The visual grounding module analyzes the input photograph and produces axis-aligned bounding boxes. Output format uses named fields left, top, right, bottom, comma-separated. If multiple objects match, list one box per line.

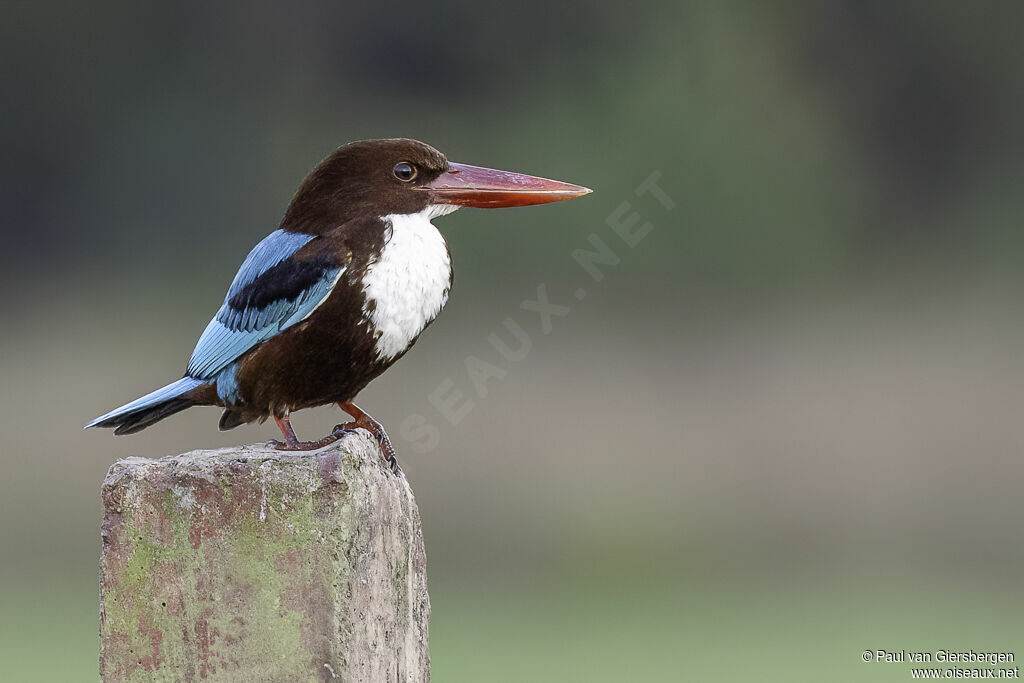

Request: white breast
left=362, top=206, right=457, bottom=360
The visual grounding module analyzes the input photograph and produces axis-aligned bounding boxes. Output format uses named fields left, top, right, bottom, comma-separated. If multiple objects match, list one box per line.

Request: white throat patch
left=362, top=206, right=457, bottom=359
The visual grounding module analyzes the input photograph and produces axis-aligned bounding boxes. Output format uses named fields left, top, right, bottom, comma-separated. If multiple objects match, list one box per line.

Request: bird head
left=282, top=138, right=591, bottom=231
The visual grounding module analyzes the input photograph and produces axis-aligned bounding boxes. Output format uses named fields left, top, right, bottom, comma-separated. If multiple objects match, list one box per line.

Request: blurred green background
left=3, top=1, right=1024, bottom=680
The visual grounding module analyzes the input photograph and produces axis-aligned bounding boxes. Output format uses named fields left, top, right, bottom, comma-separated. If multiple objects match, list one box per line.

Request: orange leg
left=331, top=402, right=400, bottom=473
left=269, top=413, right=343, bottom=451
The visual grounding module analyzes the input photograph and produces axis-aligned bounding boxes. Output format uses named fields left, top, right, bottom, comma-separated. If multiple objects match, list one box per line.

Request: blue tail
left=85, top=377, right=206, bottom=435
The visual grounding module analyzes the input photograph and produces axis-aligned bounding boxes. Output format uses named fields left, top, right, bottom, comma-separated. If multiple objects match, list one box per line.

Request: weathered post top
left=100, top=432, right=429, bottom=683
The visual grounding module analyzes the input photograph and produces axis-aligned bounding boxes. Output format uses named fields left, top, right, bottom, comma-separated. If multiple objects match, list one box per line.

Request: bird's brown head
left=282, top=138, right=591, bottom=233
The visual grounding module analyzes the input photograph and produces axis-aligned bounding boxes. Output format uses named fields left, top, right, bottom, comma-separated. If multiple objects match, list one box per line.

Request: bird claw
left=329, top=423, right=401, bottom=475
left=269, top=405, right=400, bottom=474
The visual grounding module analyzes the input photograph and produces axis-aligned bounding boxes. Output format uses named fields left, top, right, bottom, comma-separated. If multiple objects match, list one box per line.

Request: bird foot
left=267, top=406, right=400, bottom=474
left=330, top=421, right=401, bottom=475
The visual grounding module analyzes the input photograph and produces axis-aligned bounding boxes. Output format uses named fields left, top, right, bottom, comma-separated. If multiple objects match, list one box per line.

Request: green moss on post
left=100, top=433, right=430, bottom=682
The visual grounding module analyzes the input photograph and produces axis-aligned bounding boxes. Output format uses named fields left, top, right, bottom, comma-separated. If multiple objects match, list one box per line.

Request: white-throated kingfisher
left=87, top=138, right=591, bottom=471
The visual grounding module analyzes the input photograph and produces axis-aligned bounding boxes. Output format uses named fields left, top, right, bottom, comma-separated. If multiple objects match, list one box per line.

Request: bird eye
left=393, top=162, right=417, bottom=182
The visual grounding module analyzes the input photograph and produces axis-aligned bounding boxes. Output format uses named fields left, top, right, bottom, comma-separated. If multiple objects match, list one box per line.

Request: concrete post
left=99, top=432, right=429, bottom=682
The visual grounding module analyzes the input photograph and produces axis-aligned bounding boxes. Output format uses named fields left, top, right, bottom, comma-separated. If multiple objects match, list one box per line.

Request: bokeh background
left=3, top=2, right=1024, bottom=680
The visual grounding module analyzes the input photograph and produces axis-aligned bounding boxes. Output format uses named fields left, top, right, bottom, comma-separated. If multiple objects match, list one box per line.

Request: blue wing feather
left=186, top=230, right=344, bottom=380
left=226, top=229, right=315, bottom=300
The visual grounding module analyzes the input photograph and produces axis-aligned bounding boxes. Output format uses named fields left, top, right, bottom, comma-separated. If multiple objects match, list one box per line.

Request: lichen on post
left=99, top=432, right=430, bottom=682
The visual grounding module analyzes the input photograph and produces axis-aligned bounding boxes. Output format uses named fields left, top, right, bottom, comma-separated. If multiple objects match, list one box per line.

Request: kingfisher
left=86, top=138, right=590, bottom=470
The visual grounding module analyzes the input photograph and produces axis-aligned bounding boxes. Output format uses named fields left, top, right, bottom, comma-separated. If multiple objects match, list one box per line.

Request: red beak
left=419, top=162, right=592, bottom=208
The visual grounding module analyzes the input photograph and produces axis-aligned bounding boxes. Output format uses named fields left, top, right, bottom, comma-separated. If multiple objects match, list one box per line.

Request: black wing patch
left=227, top=253, right=339, bottom=312
left=188, top=250, right=346, bottom=378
